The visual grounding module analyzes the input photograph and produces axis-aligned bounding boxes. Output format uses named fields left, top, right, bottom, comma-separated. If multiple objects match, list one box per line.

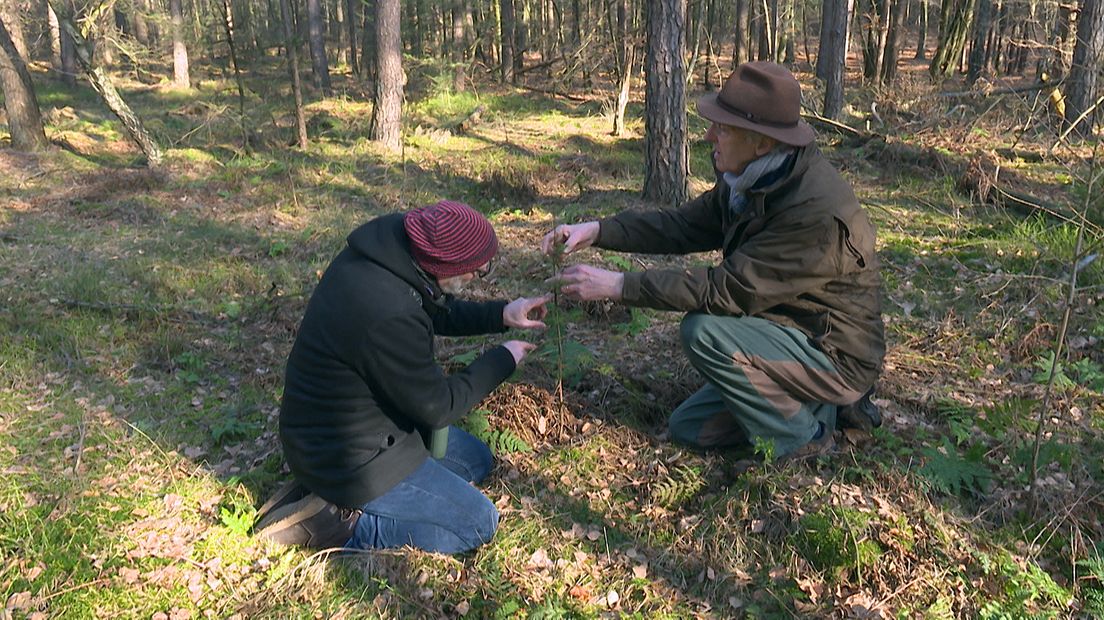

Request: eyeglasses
left=475, top=261, right=494, bottom=279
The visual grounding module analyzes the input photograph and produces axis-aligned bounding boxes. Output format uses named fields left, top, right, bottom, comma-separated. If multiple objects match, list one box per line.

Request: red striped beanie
left=403, top=201, right=498, bottom=278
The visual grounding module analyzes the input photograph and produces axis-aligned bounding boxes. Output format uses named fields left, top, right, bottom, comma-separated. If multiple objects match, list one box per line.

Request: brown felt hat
left=696, top=61, right=816, bottom=146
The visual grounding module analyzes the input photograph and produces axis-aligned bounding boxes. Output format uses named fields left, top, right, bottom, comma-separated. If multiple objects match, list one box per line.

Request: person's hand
left=502, top=340, right=537, bottom=364
left=547, top=264, right=625, bottom=301
left=541, top=221, right=600, bottom=255
left=503, top=294, right=553, bottom=330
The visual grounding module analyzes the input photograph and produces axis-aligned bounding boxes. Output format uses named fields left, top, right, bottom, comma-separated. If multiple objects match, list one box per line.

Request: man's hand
left=502, top=340, right=537, bottom=364
left=503, top=294, right=553, bottom=330
left=541, top=221, right=600, bottom=255
left=547, top=264, right=625, bottom=301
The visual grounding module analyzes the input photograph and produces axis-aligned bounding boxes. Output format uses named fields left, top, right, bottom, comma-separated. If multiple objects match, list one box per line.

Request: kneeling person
left=258, top=200, right=549, bottom=553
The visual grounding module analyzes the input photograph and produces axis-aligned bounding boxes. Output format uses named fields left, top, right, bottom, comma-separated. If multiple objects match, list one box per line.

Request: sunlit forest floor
left=1, top=53, right=1103, bottom=618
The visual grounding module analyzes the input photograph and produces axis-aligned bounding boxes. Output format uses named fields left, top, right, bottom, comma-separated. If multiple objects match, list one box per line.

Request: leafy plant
left=615, top=308, right=651, bottom=336
left=791, top=506, right=883, bottom=579
left=460, top=409, right=531, bottom=455
left=932, top=398, right=976, bottom=445
left=652, top=464, right=705, bottom=508
left=917, top=440, right=993, bottom=496
left=1032, top=351, right=1076, bottom=390
left=220, top=505, right=254, bottom=536
left=1079, top=552, right=1104, bottom=616
left=1069, top=357, right=1104, bottom=392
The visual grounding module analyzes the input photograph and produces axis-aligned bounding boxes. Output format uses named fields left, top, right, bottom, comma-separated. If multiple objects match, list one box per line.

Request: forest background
left=1, top=0, right=1103, bottom=617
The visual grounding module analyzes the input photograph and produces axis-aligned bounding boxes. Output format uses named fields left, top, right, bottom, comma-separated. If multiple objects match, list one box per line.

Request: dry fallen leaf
left=6, top=591, right=32, bottom=611
left=455, top=600, right=470, bottom=616
left=632, top=563, right=648, bottom=579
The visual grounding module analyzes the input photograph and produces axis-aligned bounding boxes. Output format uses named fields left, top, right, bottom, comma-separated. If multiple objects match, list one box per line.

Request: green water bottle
left=429, top=427, right=449, bottom=459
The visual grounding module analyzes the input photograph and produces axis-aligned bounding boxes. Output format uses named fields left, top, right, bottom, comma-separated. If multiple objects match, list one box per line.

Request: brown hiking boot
left=253, top=479, right=309, bottom=527
left=837, top=387, right=882, bottom=431
left=778, top=423, right=836, bottom=464
left=254, top=492, right=361, bottom=549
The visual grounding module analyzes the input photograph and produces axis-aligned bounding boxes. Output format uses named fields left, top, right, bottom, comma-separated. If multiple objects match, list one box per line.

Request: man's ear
left=754, top=134, right=778, bottom=157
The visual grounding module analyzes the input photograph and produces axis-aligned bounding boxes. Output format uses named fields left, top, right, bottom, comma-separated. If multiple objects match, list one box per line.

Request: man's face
left=436, top=261, right=491, bottom=295
left=704, top=122, right=771, bottom=175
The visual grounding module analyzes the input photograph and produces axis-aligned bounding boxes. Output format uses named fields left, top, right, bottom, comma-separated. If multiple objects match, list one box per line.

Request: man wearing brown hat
left=543, top=62, right=884, bottom=461
left=256, top=200, right=551, bottom=552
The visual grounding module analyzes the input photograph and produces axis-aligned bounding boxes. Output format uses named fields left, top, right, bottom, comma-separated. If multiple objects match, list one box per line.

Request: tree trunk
left=1066, top=0, right=1104, bottom=136
left=0, top=16, right=48, bottom=151
left=170, top=0, right=190, bottom=88
left=733, top=0, right=748, bottom=67
left=514, top=0, right=526, bottom=76
left=133, top=0, right=151, bottom=46
left=499, top=0, right=515, bottom=82
left=48, top=4, right=62, bottom=69
left=821, top=0, right=848, bottom=118
left=859, top=0, right=890, bottom=83
left=307, top=0, right=331, bottom=94
left=966, top=0, right=992, bottom=84
left=50, top=6, right=163, bottom=166
left=930, top=0, right=976, bottom=80
left=218, top=0, right=249, bottom=147
left=642, top=0, right=688, bottom=207
left=361, top=0, right=376, bottom=80
left=371, top=0, right=402, bottom=149
left=612, top=0, right=632, bottom=135
left=0, top=0, right=25, bottom=60
left=452, top=0, right=469, bottom=62
left=915, top=0, right=928, bottom=59
left=345, top=0, right=358, bottom=73
left=279, top=0, right=308, bottom=147
left=880, top=0, right=905, bottom=83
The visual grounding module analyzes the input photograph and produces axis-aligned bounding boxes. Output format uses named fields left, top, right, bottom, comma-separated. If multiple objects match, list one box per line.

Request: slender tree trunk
left=361, top=0, right=376, bottom=80
left=48, top=4, right=62, bottom=69
left=170, top=0, right=191, bottom=88
left=499, top=0, right=515, bottom=82
left=279, top=0, right=308, bottom=147
left=967, top=0, right=992, bottom=84
left=881, top=0, right=905, bottom=83
left=930, top=0, right=976, bottom=80
left=1066, top=0, right=1104, bottom=136
left=307, top=0, right=331, bottom=94
left=612, top=0, right=632, bottom=135
left=642, top=0, right=688, bottom=207
left=734, top=0, right=748, bottom=67
left=915, top=0, right=928, bottom=59
left=371, top=0, right=402, bottom=149
left=133, top=0, right=151, bottom=45
left=0, top=0, right=25, bottom=60
left=218, top=0, right=249, bottom=147
left=821, top=0, right=848, bottom=118
left=49, top=5, right=163, bottom=166
left=345, top=0, right=358, bottom=73
left=0, top=16, right=48, bottom=151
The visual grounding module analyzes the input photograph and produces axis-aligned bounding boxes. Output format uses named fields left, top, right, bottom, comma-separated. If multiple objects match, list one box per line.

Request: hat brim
left=696, top=93, right=816, bottom=147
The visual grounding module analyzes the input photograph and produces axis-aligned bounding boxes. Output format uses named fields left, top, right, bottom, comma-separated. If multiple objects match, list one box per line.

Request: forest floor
left=1, top=55, right=1103, bottom=619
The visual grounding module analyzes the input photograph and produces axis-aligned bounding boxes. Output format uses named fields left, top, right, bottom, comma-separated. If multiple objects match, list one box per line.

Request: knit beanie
left=403, top=201, right=499, bottom=278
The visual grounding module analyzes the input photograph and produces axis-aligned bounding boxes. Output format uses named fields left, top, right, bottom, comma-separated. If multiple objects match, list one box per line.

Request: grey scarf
left=722, top=147, right=794, bottom=216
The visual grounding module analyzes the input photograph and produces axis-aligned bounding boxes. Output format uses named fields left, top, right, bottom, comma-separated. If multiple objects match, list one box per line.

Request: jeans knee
left=468, top=501, right=499, bottom=548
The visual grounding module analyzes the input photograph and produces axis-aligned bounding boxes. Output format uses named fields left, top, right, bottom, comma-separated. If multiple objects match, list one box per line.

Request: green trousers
left=669, top=313, right=866, bottom=456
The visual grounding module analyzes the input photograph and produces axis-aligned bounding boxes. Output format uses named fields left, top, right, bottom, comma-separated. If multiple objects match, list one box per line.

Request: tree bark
left=915, top=0, right=928, bottom=59
left=880, top=0, right=905, bottom=83
left=1066, top=0, right=1104, bottom=136
left=361, top=0, right=376, bottom=80
left=499, top=0, right=516, bottom=82
left=821, top=0, right=848, bottom=118
left=370, top=0, right=402, bottom=149
left=307, top=0, right=331, bottom=94
left=611, top=0, right=632, bottom=136
left=642, top=0, right=688, bottom=207
left=0, top=15, right=48, bottom=151
left=279, top=0, right=308, bottom=147
left=345, top=0, right=358, bottom=73
left=733, top=0, right=748, bottom=67
left=0, top=0, right=25, bottom=60
left=966, top=0, right=992, bottom=84
left=930, top=0, right=976, bottom=80
left=169, top=0, right=190, bottom=88
left=50, top=5, right=163, bottom=166
left=48, top=4, right=62, bottom=69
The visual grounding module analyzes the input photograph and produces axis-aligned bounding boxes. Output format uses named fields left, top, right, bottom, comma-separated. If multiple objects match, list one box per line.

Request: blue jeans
left=346, top=426, right=499, bottom=554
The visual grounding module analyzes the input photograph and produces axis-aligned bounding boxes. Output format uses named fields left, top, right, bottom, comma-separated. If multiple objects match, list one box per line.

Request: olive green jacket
left=597, top=145, right=884, bottom=391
